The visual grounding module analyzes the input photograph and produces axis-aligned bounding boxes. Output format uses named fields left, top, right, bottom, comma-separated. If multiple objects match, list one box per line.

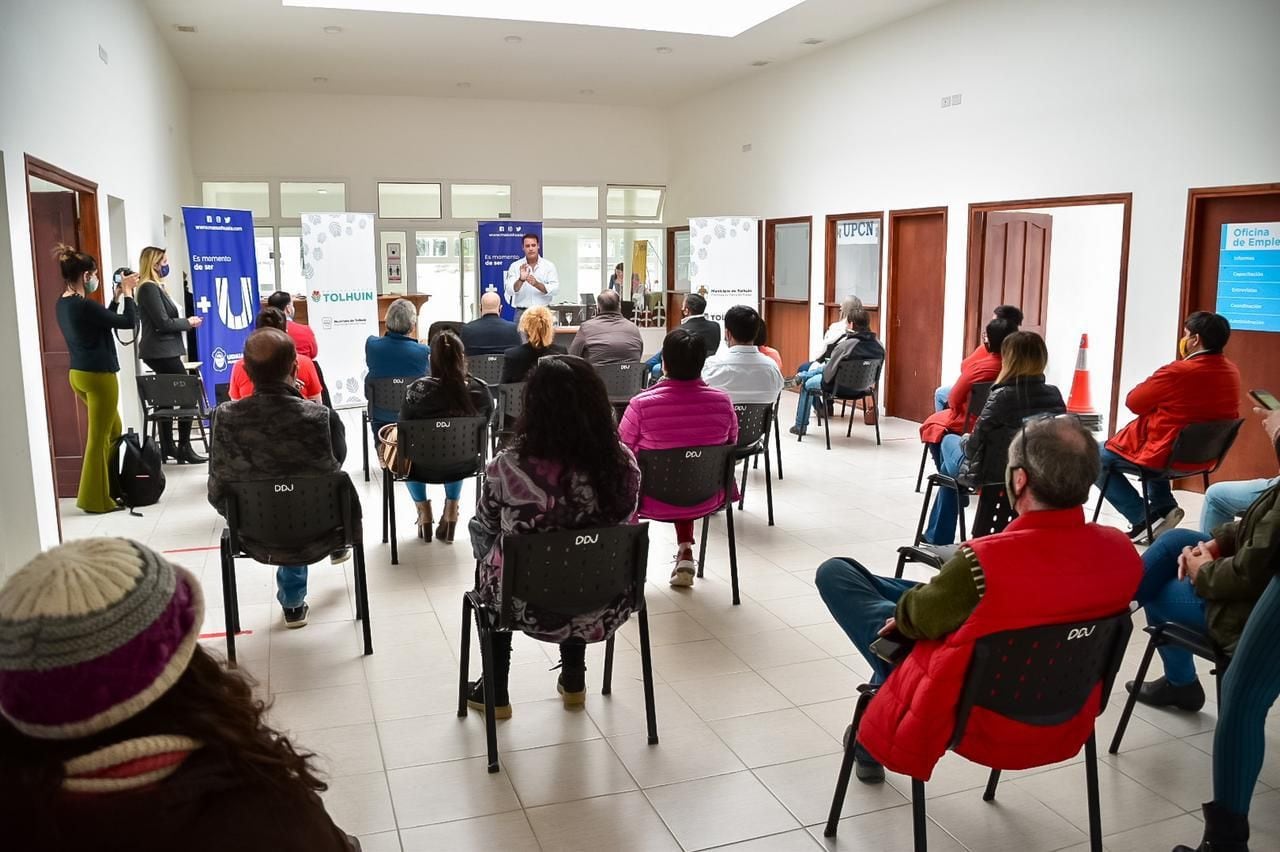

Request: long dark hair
left=0, top=645, right=326, bottom=819
left=511, top=355, right=635, bottom=519
left=429, top=330, right=478, bottom=415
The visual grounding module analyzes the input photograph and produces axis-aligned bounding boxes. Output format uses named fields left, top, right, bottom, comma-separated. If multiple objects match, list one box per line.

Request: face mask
left=1178, top=336, right=1190, bottom=358
left=1005, top=465, right=1020, bottom=503
left=85, top=275, right=100, bottom=294
left=159, top=263, right=170, bottom=278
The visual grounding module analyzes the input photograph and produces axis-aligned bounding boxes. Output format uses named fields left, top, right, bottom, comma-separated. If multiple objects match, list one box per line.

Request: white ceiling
left=143, top=0, right=947, bottom=106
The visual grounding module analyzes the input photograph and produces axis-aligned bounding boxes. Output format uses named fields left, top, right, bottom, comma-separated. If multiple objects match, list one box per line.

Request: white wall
left=0, top=0, right=195, bottom=576
left=665, top=0, right=1280, bottom=415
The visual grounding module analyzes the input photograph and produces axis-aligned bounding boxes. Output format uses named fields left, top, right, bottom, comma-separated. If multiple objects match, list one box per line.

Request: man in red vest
left=1098, top=311, right=1241, bottom=543
left=815, top=415, right=1142, bottom=782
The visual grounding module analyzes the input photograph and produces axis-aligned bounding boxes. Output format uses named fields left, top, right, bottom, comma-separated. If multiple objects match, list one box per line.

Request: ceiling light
left=312, top=76, right=329, bottom=83
left=656, top=46, right=673, bottom=54
left=801, top=37, right=824, bottom=45
left=750, top=60, right=770, bottom=67
left=504, top=35, right=523, bottom=43
left=174, top=24, right=197, bottom=33
left=281, top=0, right=807, bottom=38
left=323, top=25, right=344, bottom=33
left=579, top=88, right=595, bottom=95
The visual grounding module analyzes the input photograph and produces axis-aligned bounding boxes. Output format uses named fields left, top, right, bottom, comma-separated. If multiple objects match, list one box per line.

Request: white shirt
left=702, top=345, right=785, bottom=404
left=813, top=319, right=846, bottom=361
left=504, top=255, right=560, bottom=309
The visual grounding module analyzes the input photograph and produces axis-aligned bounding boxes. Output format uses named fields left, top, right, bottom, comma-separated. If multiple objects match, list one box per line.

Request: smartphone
left=1250, top=389, right=1280, bottom=411
left=870, top=632, right=914, bottom=665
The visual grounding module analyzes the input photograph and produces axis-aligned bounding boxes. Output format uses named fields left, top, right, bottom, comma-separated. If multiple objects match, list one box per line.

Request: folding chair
left=733, top=402, right=776, bottom=526
left=802, top=358, right=884, bottom=449
left=1092, top=418, right=1244, bottom=544
left=637, top=444, right=742, bottom=604
left=894, top=477, right=1015, bottom=578
left=218, top=472, right=372, bottom=665
left=457, top=524, right=657, bottom=772
left=137, top=373, right=212, bottom=456
left=466, top=354, right=506, bottom=386
left=491, top=382, right=526, bottom=453
left=382, top=416, right=489, bottom=565
left=824, top=612, right=1133, bottom=851
left=362, top=376, right=417, bottom=482
left=594, top=361, right=646, bottom=406
left=916, top=382, right=993, bottom=493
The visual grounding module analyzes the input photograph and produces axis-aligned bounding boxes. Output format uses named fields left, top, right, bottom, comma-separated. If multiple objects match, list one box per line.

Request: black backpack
left=111, top=429, right=166, bottom=515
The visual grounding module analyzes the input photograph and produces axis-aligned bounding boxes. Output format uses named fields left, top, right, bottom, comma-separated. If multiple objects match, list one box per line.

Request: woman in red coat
left=918, top=317, right=1015, bottom=463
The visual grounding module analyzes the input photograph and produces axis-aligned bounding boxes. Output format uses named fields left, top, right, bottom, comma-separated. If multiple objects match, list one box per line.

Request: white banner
left=689, top=217, right=760, bottom=356
left=301, top=212, right=379, bottom=408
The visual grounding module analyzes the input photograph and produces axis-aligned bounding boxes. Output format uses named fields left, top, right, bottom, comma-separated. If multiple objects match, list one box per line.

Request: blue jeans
left=793, top=365, right=826, bottom=429
left=934, top=384, right=951, bottom=413
left=1201, top=477, right=1278, bottom=533
left=1135, top=528, right=1211, bottom=685
left=277, top=565, right=308, bottom=609
left=1096, top=446, right=1176, bottom=526
left=406, top=480, right=463, bottom=502
left=815, top=557, right=919, bottom=685
left=925, top=434, right=969, bottom=545
left=646, top=351, right=663, bottom=380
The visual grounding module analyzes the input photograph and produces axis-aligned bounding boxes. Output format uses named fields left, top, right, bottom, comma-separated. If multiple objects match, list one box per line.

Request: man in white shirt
left=504, top=233, right=559, bottom=318
left=702, top=305, right=784, bottom=404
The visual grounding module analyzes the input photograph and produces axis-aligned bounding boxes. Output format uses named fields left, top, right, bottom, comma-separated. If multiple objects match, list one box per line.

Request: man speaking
left=504, top=233, right=559, bottom=320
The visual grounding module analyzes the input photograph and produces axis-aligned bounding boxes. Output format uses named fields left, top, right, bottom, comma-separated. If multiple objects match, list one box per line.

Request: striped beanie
left=0, top=538, right=203, bottom=740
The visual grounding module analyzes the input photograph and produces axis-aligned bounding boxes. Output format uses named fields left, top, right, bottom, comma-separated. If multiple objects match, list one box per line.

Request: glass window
left=380, top=231, right=407, bottom=296
left=674, top=230, right=691, bottom=293
left=542, top=185, right=599, bottom=220
left=279, top=182, right=346, bottom=218
left=833, top=217, right=881, bottom=308
left=460, top=233, right=478, bottom=322
left=543, top=228, right=602, bottom=301
left=254, top=227, right=276, bottom=295
left=450, top=184, right=511, bottom=220
left=202, top=181, right=269, bottom=218
left=415, top=230, right=462, bottom=327
left=607, top=186, right=664, bottom=222
left=278, top=226, right=305, bottom=295
left=606, top=228, right=664, bottom=302
left=378, top=182, right=442, bottom=219
left=772, top=221, right=810, bottom=300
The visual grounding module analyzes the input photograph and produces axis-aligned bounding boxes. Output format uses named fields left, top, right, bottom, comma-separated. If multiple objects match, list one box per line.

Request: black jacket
left=137, top=281, right=194, bottom=359
left=822, top=330, right=885, bottom=393
left=501, top=342, right=567, bottom=384
left=960, top=375, right=1066, bottom=485
left=459, top=314, right=521, bottom=355
left=683, top=315, right=723, bottom=359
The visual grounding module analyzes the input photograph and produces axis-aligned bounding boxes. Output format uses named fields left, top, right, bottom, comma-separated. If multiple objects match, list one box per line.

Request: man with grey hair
left=813, top=414, right=1142, bottom=782
left=460, top=291, right=520, bottom=355
left=569, top=289, right=643, bottom=365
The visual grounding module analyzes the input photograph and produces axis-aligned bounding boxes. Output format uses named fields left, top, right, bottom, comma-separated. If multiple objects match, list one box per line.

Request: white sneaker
left=669, top=549, right=696, bottom=587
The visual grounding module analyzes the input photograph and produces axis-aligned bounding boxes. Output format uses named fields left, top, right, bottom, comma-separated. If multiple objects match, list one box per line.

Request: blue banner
left=478, top=220, right=542, bottom=321
left=182, top=207, right=259, bottom=408
left=1216, top=222, right=1280, bottom=333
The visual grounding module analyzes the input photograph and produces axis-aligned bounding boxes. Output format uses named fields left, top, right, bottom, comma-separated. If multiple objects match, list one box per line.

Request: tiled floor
left=58, top=399, right=1280, bottom=851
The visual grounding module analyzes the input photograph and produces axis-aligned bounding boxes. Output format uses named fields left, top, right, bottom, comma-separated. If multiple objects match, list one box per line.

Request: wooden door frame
left=885, top=206, right=948, bottom=416
left=823, top=211, right=884, bottom=327
left=964, top=192, right=1133, bottom=437
left=25, top=154, right=103, bottom=540
left=665, top=224, right=689, bottom=331
left=764, top=215, right=813, bottom=304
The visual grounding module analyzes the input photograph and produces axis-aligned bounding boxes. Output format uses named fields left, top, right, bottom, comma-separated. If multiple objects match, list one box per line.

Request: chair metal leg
left=602, top=635, right=615, bottom=695
left=457, top=595, right=473, bottom=717
left=738, top=458, right=749, bottom=511
left=1092, top=471, right=1111, bottom=523
left=220, top=533, right=237, bottom=666
left=195, top=416, right=211, bottom=454
left=824, top=690, right=874, bottom=837
left=354, top=544, right=373, bottom=655
left=914, top=479, right=937, bottom=545
left=362, top=412, right=370, bottom=482
left=823, top=393, right=833, bottom=451
left=479, top=626, right=500, bottom=772
left=697, top=515, right=709, bottom=578
left=956, top=487, right=968, bottom=544
left=1085, top=732, right=1103, bottom=852
left=894, top=550, right=909, bottom=579
left=912, top=778, right=928, bottom=852
left=773, top=407, right=784, bottom=479
left=1140, top=478, right=1153, bottom=545
left=764, top=442, right=774, bottom=527
left=388, top=476, right=399, bottom=566
left=982, top=768, right=1001, bottom=801
left=847, top=402, right=855, bottom=437
left=725, top=496, right=740, bottom=606
left=916, top=444, right=929, bottom=493
left=638, top=607, right=659, bottom=745
left=872, top=391, right=881, bottom=446
left=1108, top=634, right=1158, bottom=753
left=381, top=471, right=389, bottom=544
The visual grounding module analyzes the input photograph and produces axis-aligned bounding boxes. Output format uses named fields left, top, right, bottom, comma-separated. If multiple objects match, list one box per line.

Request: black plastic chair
left=457, top=524, right=657, bottom=772
left=916, top=382, right=993, bottom=493
left=490, top=382, right=526, bottom=453
left=382, top=416, right=489, bottom=565
left=137, top=373, right=212, bottom=456
left=426, top=320, right=462, bottom=344
left=362, top=376, right=417, bottom=482
left=466, top=354, right=506, bottom=386
left=594, top=361, right=646, bottom=405
left=824, top=612, right=1132, bottom=851
left=637, top=444, right=742, bottom=604
left=733, top=402, right=776, bottom=527
left=894, top=477, right=1015, bottom=578
left=1092, top=418, right=1244, bottom=544
left=218, top=472, right=372, bottom=665
left=1108, top=622, right=1230, bottom=753
left=802, top=358, right=884, bottom=449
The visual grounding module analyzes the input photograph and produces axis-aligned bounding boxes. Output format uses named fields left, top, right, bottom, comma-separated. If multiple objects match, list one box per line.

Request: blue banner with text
left=478, top=220, right=542, bottom=321
left=1217, top=222, right=1280, bottom=333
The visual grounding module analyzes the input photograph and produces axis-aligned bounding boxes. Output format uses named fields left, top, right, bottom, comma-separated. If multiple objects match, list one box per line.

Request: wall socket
left=941, top=92, right=963, bottom=108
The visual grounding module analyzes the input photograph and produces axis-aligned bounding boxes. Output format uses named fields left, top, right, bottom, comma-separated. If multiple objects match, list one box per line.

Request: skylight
left=281, top=0, right=807, bottom=38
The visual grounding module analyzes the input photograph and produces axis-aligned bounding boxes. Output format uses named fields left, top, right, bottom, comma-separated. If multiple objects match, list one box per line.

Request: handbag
left=377, top=423, right=412, bottom=477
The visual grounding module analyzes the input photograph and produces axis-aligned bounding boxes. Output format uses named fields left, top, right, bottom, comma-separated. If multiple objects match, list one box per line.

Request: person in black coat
left=645, top=293, right=722, bottom=379
left=136, top=245, right=205, bottom=463
left=501, top=306, right=566, bottom=384
left=459, top=292, right=521, bottom=355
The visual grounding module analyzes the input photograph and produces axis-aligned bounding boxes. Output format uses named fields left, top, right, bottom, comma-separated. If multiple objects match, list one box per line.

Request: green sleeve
left=895, top=548, right=983, bottom=640
left=1195, top=493, right=1280, bottom=602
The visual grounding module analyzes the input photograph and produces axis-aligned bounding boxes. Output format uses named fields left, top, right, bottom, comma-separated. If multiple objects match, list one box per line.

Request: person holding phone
left=136, top=246, right=205, bottom=464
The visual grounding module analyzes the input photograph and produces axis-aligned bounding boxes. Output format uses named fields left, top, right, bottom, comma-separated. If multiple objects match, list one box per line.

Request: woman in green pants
left=52, top=244, right=137, bottom=512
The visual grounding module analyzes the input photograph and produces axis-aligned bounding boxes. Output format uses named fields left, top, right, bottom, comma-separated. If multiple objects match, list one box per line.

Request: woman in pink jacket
left=620, top=328, right=738, bottom=587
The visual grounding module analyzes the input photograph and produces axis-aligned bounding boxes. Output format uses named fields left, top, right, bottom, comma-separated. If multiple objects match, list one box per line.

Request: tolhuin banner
left=478, top=220, right=542, bottom=321
left=182, top=206, right=259, bottom=409
left=301, top=212, right=379, bottom=408
left=689, top=217, right=759, bottom=357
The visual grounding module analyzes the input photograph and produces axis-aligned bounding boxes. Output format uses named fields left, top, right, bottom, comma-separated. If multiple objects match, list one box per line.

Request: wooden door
left=965, top=211, right=1052, bottom=350
left=886, top=208, right=947, bottom=423
left=665, top=225, right=689, bottom=331
left=1180, top=184, right=1280, bottom=486
left=30, top=189, right=91, bottom=497
left=764, top=217, right=812, bottom=372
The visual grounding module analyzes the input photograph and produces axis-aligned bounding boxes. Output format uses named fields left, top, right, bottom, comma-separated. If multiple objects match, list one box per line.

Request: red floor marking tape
left=198, top=630, right=254, bottom=640
left=162, top=545, right=222, bottom=554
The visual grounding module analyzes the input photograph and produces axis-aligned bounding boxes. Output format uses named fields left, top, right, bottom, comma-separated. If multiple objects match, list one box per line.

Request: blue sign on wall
left=182, top=206, right=259, bottom=408
left=477, top=220, right=542, bottom=321
left=1216, top=222, right=1280, bottom=333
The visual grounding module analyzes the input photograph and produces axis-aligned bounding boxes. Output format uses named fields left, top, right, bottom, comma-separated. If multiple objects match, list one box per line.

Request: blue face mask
left=159, top=263, right=170, bottom=278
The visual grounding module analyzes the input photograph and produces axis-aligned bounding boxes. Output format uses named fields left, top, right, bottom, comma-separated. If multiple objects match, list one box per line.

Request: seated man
left=1098, top=311, right=1240, bottom=542
left=459, top=291, right=520, bottom=355
left=229, top=308, right=324, bottom=402
left=815, top=416, right=1141, bottom=782
left=647, top=293, right=723, bottom=378
left=701, top=305, right=784, bottom=404
left=791, top=307, right=884, bottom=436
left=209, top=328, right=355, bottom=629
left=569, top=290, right=644, bottom=365
left=934, top=304, right=1022, bottom=411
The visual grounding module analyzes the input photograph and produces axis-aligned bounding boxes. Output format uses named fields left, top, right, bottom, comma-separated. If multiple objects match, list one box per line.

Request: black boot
left=467, top=632, right=512, bottom=718
left=159, top=432, right=178, bottom=463
left=1127, top=676, right=1206, bottom=712
left=557, top=640, right=587, bottom=706
left=1172, top=801, right=1250, bottom=851
left=176, top=442, right=207, bottom=464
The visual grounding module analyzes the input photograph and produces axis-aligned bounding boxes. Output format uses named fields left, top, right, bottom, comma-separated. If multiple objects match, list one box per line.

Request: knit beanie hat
left=0, top=537, right=203, bottom=740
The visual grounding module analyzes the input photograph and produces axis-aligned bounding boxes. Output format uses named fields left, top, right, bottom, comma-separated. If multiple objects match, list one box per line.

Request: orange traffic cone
left=1066, top=333, right=1095, bottom=413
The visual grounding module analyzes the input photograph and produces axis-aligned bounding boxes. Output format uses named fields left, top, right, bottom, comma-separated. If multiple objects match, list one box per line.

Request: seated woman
left=229, top=308, right=323, bottom=402
left=467, top=356, right=641, bottom=717
left=925, top=330, right=1064, bottom=545
left=0, top=538, right=356, bottom=851
left=918, top=316, right=1014, bottom=465
left=500, top=306, right=566, bottom=384
left=365, top=297, right=429, bottom=435
left=399, top=330, right=493, bottom=543
left=620, top=328, right=738, bottom=588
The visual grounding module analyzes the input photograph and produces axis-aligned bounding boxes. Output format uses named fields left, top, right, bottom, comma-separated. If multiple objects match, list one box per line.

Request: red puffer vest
left=858, top=507, right=1141, bottom=780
